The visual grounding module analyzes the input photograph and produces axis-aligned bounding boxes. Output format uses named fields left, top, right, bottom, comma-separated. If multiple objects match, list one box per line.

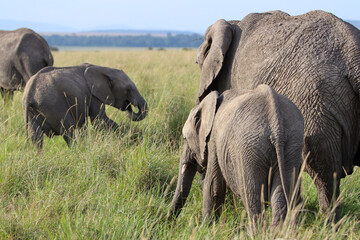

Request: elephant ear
left=183, top=91, right=219, bottom=164
left=84, top=65, right=115, bottom=106
left=198, top=91, right=219, bottom=161
left=196, top=19, right=233, bottom=103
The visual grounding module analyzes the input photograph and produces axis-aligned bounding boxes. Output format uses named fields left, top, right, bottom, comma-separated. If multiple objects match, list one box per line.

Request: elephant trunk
left=126, top=95, right=148, bottom=121
left=168, top=146, right=197, bottom=219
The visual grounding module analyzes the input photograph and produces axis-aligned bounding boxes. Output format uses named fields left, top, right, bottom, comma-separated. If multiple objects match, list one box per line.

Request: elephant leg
left=90, top=103, right=119, bottom=131
left=237, top=161, right=268, bottom=236
left=313, top=170, right=341, bottom=222
left=60, top=114, right=77, bottom=148
left=27, top=116, right=44, bottom=149
left=284, top=145, right=302, bottom=208
left=98, top=115, right=119, bottom=131
left=202, top=152, right=226, bottom=221
left=270, top=171, right=287, bottom=226
left=304, top=136, right=341, bottom=222
left=168, top=145, right=197, bottom=219
left=242, top=188, right=265, bottom=235
left=63, top=132, right=74, bottom=147
left=0, top=88, right=14, bottom=103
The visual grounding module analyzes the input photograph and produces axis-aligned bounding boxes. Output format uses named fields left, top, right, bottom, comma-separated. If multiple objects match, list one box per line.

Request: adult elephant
left=0, top=28, right=53, bottom=100
left=192, top=10, right=360, bottom=221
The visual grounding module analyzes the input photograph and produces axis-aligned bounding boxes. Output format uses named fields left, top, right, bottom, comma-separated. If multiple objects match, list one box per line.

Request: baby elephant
left=170, top=85, right=304, bottom=233
left=22, top=63, right=148, bottom=149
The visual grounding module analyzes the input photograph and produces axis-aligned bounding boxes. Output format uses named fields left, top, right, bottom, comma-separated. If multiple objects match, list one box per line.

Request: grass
left=0, top=49, right=359, bottom=239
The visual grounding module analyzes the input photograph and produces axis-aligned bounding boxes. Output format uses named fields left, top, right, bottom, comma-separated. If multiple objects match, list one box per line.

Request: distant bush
left=50, top=46, right=59, bottom=51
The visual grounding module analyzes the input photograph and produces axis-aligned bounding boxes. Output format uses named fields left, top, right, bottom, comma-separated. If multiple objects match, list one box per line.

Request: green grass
left=0, top=49, right=359, bottom=239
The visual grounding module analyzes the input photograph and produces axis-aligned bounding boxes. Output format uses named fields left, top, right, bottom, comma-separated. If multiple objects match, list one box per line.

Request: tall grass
left=0, top=49, right=359, bottom=239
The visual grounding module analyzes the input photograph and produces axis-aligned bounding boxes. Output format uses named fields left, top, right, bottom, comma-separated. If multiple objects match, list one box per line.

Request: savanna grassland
left=0, top=49, right=359, bottom=239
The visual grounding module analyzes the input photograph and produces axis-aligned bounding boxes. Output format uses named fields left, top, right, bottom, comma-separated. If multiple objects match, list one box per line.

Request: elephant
left=0, top=28, right=53, bottom=100
left=22, top=63, right=148, bottom=149
left=170, top=85, right=304, bottom=233
left=195, top=10, right=360, bottom=221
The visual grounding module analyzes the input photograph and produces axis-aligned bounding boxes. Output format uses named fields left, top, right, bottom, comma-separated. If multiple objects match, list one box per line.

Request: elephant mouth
left=125, top=103, right=139, bottom=114
left=124, top=100, right=148, bottom=121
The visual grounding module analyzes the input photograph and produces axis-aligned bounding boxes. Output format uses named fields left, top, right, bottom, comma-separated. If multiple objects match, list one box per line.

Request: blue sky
left=1, top=0, right=359, bottom=33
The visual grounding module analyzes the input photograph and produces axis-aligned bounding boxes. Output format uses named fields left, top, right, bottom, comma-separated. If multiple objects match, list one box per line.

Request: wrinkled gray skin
left=0, top=28, right=53, bottom=100
left=22, top=63, right=148, bottom=149
left=170, top=85, right=304, bottom=233
left=195, top=10, right=360, bottom=221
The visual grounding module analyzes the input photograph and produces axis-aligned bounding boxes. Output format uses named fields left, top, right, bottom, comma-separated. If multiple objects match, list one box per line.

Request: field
left=0, top=49, right=359, bottom=239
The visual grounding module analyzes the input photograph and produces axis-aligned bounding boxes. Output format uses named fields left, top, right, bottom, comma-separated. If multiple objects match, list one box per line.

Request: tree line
left=42, top=33, right=204, bottom=48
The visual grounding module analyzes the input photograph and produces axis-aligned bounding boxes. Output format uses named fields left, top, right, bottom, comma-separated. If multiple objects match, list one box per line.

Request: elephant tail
left=273, top=140, right=290, bottom=207
left=261, top=85, right=291, bottom=207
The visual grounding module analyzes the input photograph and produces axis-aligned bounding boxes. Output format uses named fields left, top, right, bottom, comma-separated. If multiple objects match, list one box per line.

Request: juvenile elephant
left=0, top=28, right=53, bottom=100
left=170, top=85, right=304, bottom=233
left=196, top=10, right=360, bottom=220
left=22, top=63, right=148, bottom=149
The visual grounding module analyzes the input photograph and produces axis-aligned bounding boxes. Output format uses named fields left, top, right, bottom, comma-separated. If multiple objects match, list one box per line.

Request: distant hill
left=0, top=19, right=204, bottom=48
left=41, top=29, right=200, bottom=38
left=42, top=32, right=204, bottom=48
left=87, top=29, right=200, bottom=36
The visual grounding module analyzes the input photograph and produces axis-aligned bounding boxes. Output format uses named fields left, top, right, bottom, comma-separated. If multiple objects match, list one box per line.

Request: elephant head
left=170, top=91, right=219, bottom=217
left=2, top=28, right=54, bottom=90
left=84, top=65, right=148, bottom=121
left=196, top=20, right=233, bottom=103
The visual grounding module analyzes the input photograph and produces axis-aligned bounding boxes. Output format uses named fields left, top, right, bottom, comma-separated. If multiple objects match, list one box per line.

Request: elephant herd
left=2, top=10, right=360, bottom=234
left=0, top=28, right=148, bottom=148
